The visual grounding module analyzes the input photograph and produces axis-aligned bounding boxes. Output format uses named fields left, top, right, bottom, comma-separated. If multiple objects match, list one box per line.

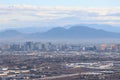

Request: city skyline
left=0, top=1, right=120, bottom=80
left=0, top=0, right=120, bottom=30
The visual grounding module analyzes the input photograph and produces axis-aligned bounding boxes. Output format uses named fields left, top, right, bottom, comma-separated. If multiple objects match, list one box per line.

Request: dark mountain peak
left=67, top=26, right=99, bottom=34
left=68, top=26, right=93, bottom=30
left=69, top=25, right=89, bottom=29
left=46, top=27, right=66, bottom=34
left=39, top=26, right=120, bottom=39
left=48, top=27, right=66, bottom=31
left=0, top=25, right=120, bottom=39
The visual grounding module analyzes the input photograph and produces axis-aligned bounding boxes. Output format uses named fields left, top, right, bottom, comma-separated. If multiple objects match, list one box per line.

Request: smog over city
left=0, top=0, right=120, bottom=80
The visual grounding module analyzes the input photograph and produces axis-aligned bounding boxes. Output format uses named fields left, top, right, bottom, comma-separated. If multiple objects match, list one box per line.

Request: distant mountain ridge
left=79, top=24, right=120, bottom=33
left=0, top=26, right=120, bottom=40
left=32, top=26, right=120, bottom=39
left=5, top=24, right=120, bottom=33
left=0, top=30, right=22, bottom=37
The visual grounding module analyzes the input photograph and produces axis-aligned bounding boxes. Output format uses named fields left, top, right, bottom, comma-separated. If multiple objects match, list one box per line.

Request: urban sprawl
left=0, top=41, right=120, bottom=80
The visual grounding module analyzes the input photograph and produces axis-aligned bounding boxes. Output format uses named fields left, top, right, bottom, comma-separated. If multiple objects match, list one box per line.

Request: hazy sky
left=0, top=0, right=120, bottom=29
left=0, top=0, right=120, bottom=8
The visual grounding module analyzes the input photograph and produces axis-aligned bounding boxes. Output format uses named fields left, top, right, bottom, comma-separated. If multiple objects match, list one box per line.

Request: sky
left=0, top=0, right=120, bottom=30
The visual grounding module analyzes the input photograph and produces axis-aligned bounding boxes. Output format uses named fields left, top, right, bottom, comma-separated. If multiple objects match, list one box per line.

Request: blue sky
left=0, top=0, right=120, bottom=8
left=0, top=0, right=120, bottom=30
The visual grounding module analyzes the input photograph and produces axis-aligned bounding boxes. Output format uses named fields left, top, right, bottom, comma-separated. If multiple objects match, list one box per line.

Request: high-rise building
left=100, top=44, right=107, bottom=51
left=24, top=41, right=34, bottom=51
left=10, top=44, right=22, bottom=51
left=44, top=42, right=52, bottom=51
left=34, top=42, right=43, bottom=50
left=110, top=44, right=117, bottom=51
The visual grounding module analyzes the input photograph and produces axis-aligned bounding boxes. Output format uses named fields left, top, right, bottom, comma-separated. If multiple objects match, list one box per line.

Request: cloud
left=106, top=13, right=120, bottom=17
left=0, top=5, right=120, bottom=29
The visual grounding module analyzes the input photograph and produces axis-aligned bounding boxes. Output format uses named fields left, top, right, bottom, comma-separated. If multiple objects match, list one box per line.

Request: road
left=40, top=73, right=80, bottom=80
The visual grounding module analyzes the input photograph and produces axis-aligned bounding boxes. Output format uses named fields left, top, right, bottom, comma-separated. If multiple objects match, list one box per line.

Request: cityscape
left=0, top=0, right=120, bottom=80
left=0, top=42, right=120, bottom=79
left=1, top=41, right=120, bottom=52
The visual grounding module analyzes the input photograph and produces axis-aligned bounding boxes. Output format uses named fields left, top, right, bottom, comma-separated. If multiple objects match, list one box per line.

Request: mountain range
left=0, top=25, right=120, bottom=40
left=14, top=24, right=120, bottom=33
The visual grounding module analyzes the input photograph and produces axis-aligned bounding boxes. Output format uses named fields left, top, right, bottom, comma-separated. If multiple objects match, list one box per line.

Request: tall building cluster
left=0, top=42, right=120, bottom=52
